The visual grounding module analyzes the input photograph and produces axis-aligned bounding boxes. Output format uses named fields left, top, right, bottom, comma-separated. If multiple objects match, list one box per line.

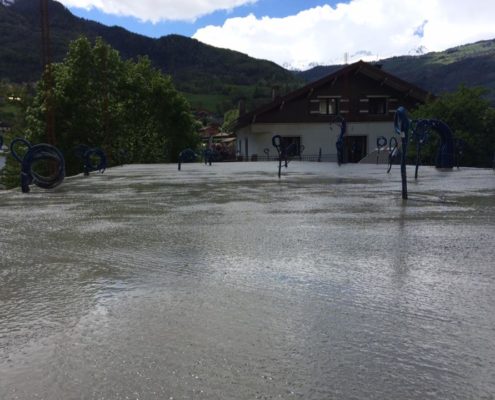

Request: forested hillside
left=0, top=0, right=301, bottom=112
left=298, top=39, right=495, bottom=105
left=1, top=0, right=494, bottom=111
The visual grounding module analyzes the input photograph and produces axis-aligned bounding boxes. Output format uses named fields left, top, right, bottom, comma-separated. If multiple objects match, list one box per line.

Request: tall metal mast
left=40, top=0, right=56, bottom=145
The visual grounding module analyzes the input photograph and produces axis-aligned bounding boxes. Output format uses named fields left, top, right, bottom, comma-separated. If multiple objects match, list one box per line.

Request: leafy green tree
left=221, top=109, right=239, bottom=133
left=19, top=36, right=198, bottom=178
left=412, top=85, right=495, bottom=167
left=0, top=82, right=33, bottom=189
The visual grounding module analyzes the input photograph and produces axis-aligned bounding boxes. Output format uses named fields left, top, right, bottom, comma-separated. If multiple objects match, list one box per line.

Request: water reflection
left=1, top=162, right=494, bottom=399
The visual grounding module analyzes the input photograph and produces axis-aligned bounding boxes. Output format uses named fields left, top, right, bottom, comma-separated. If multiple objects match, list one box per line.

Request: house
left=199, top=122, right=222, bottom=140
left=0, top=120, right=11, bottom=133
left=233, top=61, right=433, bottom=163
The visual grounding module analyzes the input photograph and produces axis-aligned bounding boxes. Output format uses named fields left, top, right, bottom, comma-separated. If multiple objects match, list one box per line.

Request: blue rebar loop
left=411, top=120, right=429, bottom=179
left=406, top=117, right=455, bottom=180
left=272, top=135, right=299, bottom=178
left=10, top=137, right=65, bottom=193
left=73, top=145, right=107, bottom=175
left=412, top=119, right=455, bottom=171
left=387, top=136, right=399, bottom=174
left=333, top=116, right=347, bottom=166
left=376, top=136, right=387, bottom=164
left=203, top=148, right=220, bottom=165
left=178, top=148, right=198, bottom=170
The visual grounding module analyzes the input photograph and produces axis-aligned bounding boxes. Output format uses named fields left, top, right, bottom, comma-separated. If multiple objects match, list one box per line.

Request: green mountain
left=1, top=0, right=495, bottom=111
left=0, top=0, right=301, bottom=113
left=297, top=39, right=495, bottom=105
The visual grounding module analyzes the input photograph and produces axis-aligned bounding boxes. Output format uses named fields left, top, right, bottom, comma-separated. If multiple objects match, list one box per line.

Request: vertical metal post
left=414, top=141, right=421, bottom=180
left=40, top=0, right=55, bottom=145
left=400, top=136, right=408, bottom=200
left=272, top=135, right=282, bottom=178
left=100, top=46, right=112, bottom=164
left=394, top=107, right=409, bottom=200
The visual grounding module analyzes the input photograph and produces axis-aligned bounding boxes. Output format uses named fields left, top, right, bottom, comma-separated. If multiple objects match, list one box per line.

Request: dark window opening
left=318, top=98, right=339, bottom=115
left=281, top=136, right=302, bottom=156
left=344, top=136, right=367, bottom=163
left=368, top=97, right=387, bottom=114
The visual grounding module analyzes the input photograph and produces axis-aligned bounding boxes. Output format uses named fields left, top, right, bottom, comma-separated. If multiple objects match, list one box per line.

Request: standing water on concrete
left=1, top=162, right=494, bottom=399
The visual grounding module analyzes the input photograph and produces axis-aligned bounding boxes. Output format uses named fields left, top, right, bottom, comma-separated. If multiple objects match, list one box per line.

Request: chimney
left=238, top=97, right=246, bottom=116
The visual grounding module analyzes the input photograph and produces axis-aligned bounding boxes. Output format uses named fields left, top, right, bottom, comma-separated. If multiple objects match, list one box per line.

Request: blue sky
left=58, top=0, right=495, bottom=70
left=67, top=0, right=334, bottom=38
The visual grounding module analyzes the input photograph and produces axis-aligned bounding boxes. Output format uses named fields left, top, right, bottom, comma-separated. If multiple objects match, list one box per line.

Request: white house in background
left=233, top=61, right=433, bottom=163
left=0, top=121, right=10, bottom=172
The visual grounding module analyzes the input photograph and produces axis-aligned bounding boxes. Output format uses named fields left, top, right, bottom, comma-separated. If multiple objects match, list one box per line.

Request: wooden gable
left=235, top=61, right=433, bottom=128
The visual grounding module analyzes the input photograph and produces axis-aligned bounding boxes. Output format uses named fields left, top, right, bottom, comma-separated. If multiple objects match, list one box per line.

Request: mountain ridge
left=0, top=0, right=300, bottom=112
left=1, top=0, right=494, bottom=108
left=297, top=38, right=495, bottom=104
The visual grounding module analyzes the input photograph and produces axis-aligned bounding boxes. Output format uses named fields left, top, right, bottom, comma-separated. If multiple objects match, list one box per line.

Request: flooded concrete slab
left=1, top=162, right=495, bottom=399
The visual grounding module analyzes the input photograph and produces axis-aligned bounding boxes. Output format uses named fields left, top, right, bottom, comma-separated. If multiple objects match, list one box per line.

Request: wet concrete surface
left=0, top=162, right=494, bottom=399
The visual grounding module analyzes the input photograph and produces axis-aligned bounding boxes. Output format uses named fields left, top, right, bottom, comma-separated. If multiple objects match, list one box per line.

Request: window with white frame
left=318, top=98, right=339, bottom=115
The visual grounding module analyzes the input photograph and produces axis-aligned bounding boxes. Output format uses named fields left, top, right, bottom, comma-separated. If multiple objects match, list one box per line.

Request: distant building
left=199, top=123, right=222, bottom=140
left=233, top=61, right=432, bottom=163
left=0, top=121, right=11, bottom=133
left=0, top=121, right=9, bottom=172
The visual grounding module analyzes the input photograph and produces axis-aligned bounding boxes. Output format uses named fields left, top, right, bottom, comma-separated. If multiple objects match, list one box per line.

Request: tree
left=412, top=85, right=495, bottom=167
left=0, top=81, right=33, bottom=189
left=221, top=108, right=239, bottom=133
left=19, top=36, right=198, bottom=178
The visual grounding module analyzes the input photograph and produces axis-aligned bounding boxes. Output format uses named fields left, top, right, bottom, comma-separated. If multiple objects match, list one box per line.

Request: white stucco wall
left=236, top=121, right=397, bottom=159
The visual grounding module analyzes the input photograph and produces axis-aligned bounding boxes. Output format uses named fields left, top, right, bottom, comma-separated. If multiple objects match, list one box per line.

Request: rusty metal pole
left=40, top=0, right=56, bottom=145
left=101, top=48, right=112, bottom=164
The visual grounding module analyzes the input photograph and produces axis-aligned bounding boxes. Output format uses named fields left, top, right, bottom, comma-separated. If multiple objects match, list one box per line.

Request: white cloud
left=193, top=0, right=495, bottom=69
left=57, top=0, right=257, bottom=23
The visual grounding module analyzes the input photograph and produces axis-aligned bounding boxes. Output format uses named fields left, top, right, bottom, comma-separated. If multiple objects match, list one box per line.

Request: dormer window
left=319, top=97, right=339, bottom=115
